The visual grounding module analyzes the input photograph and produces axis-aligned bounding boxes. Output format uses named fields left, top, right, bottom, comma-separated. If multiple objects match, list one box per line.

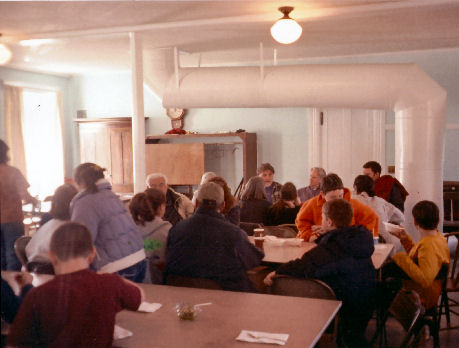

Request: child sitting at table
left=264, top=199, right=376, bottom=348
left=387, top=200, right=450, bottom=311
left=7, top=222, right=144, bottom=348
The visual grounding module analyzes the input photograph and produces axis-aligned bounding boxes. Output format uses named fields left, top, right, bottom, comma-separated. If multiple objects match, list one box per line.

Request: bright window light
left=22, top=89, right=64, bottom=200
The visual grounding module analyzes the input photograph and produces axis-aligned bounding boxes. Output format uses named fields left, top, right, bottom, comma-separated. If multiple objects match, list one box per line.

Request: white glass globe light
left=270, top=7, right=302, bottom=45
left=0, top=43, right=13, bottom=65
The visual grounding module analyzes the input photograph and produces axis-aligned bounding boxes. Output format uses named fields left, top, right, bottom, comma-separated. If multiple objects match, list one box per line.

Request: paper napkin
left=137, top=301, right=162, bottom=313
left=236, top=330, right=289, bottom=345
left=113, top=324, right=133, bottom=340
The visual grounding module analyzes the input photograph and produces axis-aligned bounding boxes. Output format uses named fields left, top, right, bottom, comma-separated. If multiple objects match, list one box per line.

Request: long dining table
left=248, top=236, right=394, bottom=270
left=2, top=271, right=341, bottom=348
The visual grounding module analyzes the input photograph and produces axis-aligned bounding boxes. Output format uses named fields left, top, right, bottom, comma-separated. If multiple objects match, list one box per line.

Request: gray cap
left=196, top=182, right=224, bottom=207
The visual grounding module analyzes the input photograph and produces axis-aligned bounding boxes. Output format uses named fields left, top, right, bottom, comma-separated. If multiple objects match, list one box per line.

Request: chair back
left=14, top=236, right=31, bottom=268
left=389, top=290, right=425, bottom=347
left=239, top=222, right=262, bottom=236
left=269, top=275, right=336, bottom=300
left=263, top=226, right=297, bottom=239
left=165, top=274, right=222, bottom=290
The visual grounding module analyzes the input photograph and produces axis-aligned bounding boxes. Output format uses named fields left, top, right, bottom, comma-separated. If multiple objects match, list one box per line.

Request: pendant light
left=270, top=6, right=302, bottom=45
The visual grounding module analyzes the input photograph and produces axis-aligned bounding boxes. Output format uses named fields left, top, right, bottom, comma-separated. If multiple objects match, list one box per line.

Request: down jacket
left=70, top=179, right=145, bottom=272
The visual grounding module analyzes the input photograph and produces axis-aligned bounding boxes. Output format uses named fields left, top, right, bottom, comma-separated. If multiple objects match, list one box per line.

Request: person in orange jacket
left=296, top=173, right=379, bottom=242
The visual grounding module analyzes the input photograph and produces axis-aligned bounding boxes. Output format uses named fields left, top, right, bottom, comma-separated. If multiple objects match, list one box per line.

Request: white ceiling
left=1, top=0, right=459, bottom=75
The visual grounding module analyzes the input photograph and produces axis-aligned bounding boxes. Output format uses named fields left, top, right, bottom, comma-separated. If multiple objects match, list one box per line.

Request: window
left=21, top=89, right=64, bottom=200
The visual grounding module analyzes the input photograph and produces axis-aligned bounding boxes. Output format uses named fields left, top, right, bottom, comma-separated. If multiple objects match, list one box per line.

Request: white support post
left=259, top=42, right=264, bottom=83
left=174, top=46, right=180, bottom=88
left=130, top=32, right=146, bottom=193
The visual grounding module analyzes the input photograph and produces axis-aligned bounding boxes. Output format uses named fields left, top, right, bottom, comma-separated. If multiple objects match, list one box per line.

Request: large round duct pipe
left=161, top=63, right=446, bottom=239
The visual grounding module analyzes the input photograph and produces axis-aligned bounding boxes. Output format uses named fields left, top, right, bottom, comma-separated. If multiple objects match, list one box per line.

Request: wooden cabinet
left=75, top=118, right=134, bottom=193
left=145, top=132, right=257, bottom=190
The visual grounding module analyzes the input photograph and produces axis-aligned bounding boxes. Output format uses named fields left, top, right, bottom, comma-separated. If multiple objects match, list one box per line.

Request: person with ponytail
left=129, top=188, right=171, bottom=284
left=70, top=163, right=146, bottom=282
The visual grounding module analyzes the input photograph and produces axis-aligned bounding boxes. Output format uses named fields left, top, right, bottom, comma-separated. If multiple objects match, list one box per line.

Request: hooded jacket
left=71, top=179, right=145, bottom=272
left=295, top=187, right=379, bottom=241
left=277, top=225, right=376, bottom=314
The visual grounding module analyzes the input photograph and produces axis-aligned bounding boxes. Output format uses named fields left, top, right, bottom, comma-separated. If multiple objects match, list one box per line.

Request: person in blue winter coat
left=71, top=163, right=146, bottom=282
left=264, top=198, right=376, bottom=348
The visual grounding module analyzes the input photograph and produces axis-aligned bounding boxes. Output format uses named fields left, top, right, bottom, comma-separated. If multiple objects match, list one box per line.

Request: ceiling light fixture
left=0, top=42, right=13, bottom=65
left=270, top=6, right=302, bottom=45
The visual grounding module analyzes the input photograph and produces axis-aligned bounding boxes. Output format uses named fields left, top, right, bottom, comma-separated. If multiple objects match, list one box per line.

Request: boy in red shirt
left=7, top=222, right=144, bottom=348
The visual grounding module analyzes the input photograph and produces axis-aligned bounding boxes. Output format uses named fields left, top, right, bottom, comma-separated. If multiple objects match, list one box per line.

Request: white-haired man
left=165, top=182, right=264, bottom=291
left=146, top=173, right=194, bottom=226
left=297, top=167, right=326, bottom=203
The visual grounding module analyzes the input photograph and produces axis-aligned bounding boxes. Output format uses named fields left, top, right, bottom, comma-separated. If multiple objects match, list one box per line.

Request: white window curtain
left=21, top=88, right=64, bottom=199
left=4, top=85, right=27, bottom=175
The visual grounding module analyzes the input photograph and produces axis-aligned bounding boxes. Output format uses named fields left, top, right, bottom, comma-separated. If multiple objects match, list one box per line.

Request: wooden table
left=2, top=271, right=341, bottom=347
left=249, top=237, right=394, bottom=270
left=115, top=284, right=341, bottom=348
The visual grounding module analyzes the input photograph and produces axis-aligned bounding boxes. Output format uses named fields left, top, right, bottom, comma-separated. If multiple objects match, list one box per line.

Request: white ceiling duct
left=160, top=63, right=447, bottom=237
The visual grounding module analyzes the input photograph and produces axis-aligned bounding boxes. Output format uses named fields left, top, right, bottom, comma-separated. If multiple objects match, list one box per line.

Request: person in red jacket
left=295, top=173, right=379, bottom=242
left=362, top=161, right=409, bottom=212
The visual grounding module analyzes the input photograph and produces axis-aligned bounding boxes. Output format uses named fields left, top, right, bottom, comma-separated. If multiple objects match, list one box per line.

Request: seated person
left=257, top=162, right=282, bottom=204
left=265, top=182, right=302, bottom=226
left=363, top=161, right=409, bottom=212
left=26, top=184, right=78, bottom=266
left=353, top=175, right=405, bottom=254
left=297, top=167, right=326, bottom=203
left=265, top=199, right=376, bottom=348
left=165, top=182, right=264, bottom=292
left=239, top=176, right=271, bottom=224
left=208, top=176, right=240, bottom=226
left=296, top=173, right=379, bottom=242
left=146, top=173, right=194, bottom=226
left=7, top=222, right=144, bottom=347
left=129, top=188, right=172, bottom=284
left=191, top=171, right=217, bottom=205
left=1, top=273, right=33, bottom=324
left=388, top=200, right=450, bottom=310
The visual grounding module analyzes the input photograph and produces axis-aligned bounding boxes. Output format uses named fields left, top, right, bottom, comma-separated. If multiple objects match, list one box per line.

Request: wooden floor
left=365, top=292, right=459, bottom=348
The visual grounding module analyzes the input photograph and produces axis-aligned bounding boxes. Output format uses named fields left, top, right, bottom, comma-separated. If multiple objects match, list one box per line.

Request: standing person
left=266, top=182, right=302, bottom=226
left=257, top=163, right=282, bottom=204
left=71, top=163, right=146, bottom=282
left=129, top=188, right=172, bottom=284
left=7, top=222, right=144, bottom=348
left=296, top=173, right=379, bottom=242
left=0, top=140, right=38, bottom=270
left=26, top=184, right=78, bottom=266
left=353, top=175, right=404, bottom=254
left=239, top=176, right=271, bottom=224
left=208, top=176, right=240, bottom=226
left=146, top=173, right=194, bottom=226
left=297, top=167, right=326, bottom=203
left=363, top=161, right=409, bottom=212
left=265, top=199, right=376, bottom=348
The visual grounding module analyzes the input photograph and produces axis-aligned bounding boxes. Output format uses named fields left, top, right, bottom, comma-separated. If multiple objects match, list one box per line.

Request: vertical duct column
left=395, top=94, right=446, bottom=239
left=130, top=32, right=146, bottom=193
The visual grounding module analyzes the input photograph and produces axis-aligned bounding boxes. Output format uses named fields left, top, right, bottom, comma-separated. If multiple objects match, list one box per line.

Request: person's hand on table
left=15, top=272, right=33, bottom=287
left=263, top=271, right=276, bottom=286
left=310, top=225, right=333, bottom=242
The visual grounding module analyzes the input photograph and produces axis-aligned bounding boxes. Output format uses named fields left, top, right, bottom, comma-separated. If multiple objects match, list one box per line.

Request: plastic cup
left=253, top=228, right=264, bottom=250
left=373, top=236, right=379, bottom=245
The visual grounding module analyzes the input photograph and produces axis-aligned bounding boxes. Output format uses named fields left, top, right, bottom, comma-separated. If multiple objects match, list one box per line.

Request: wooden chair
left=165, top=274, right=222, bottom=290
left=262, top=225, right=297, bottom=238
left=373, top=290, right=425, bottom=348
left=239, top=222, right=262, bottom=236
left=13, top=236, right=31, bottom=270
left=438, top=231, right=459, bottom=330
left=268, top=275, right=339, bottom=347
